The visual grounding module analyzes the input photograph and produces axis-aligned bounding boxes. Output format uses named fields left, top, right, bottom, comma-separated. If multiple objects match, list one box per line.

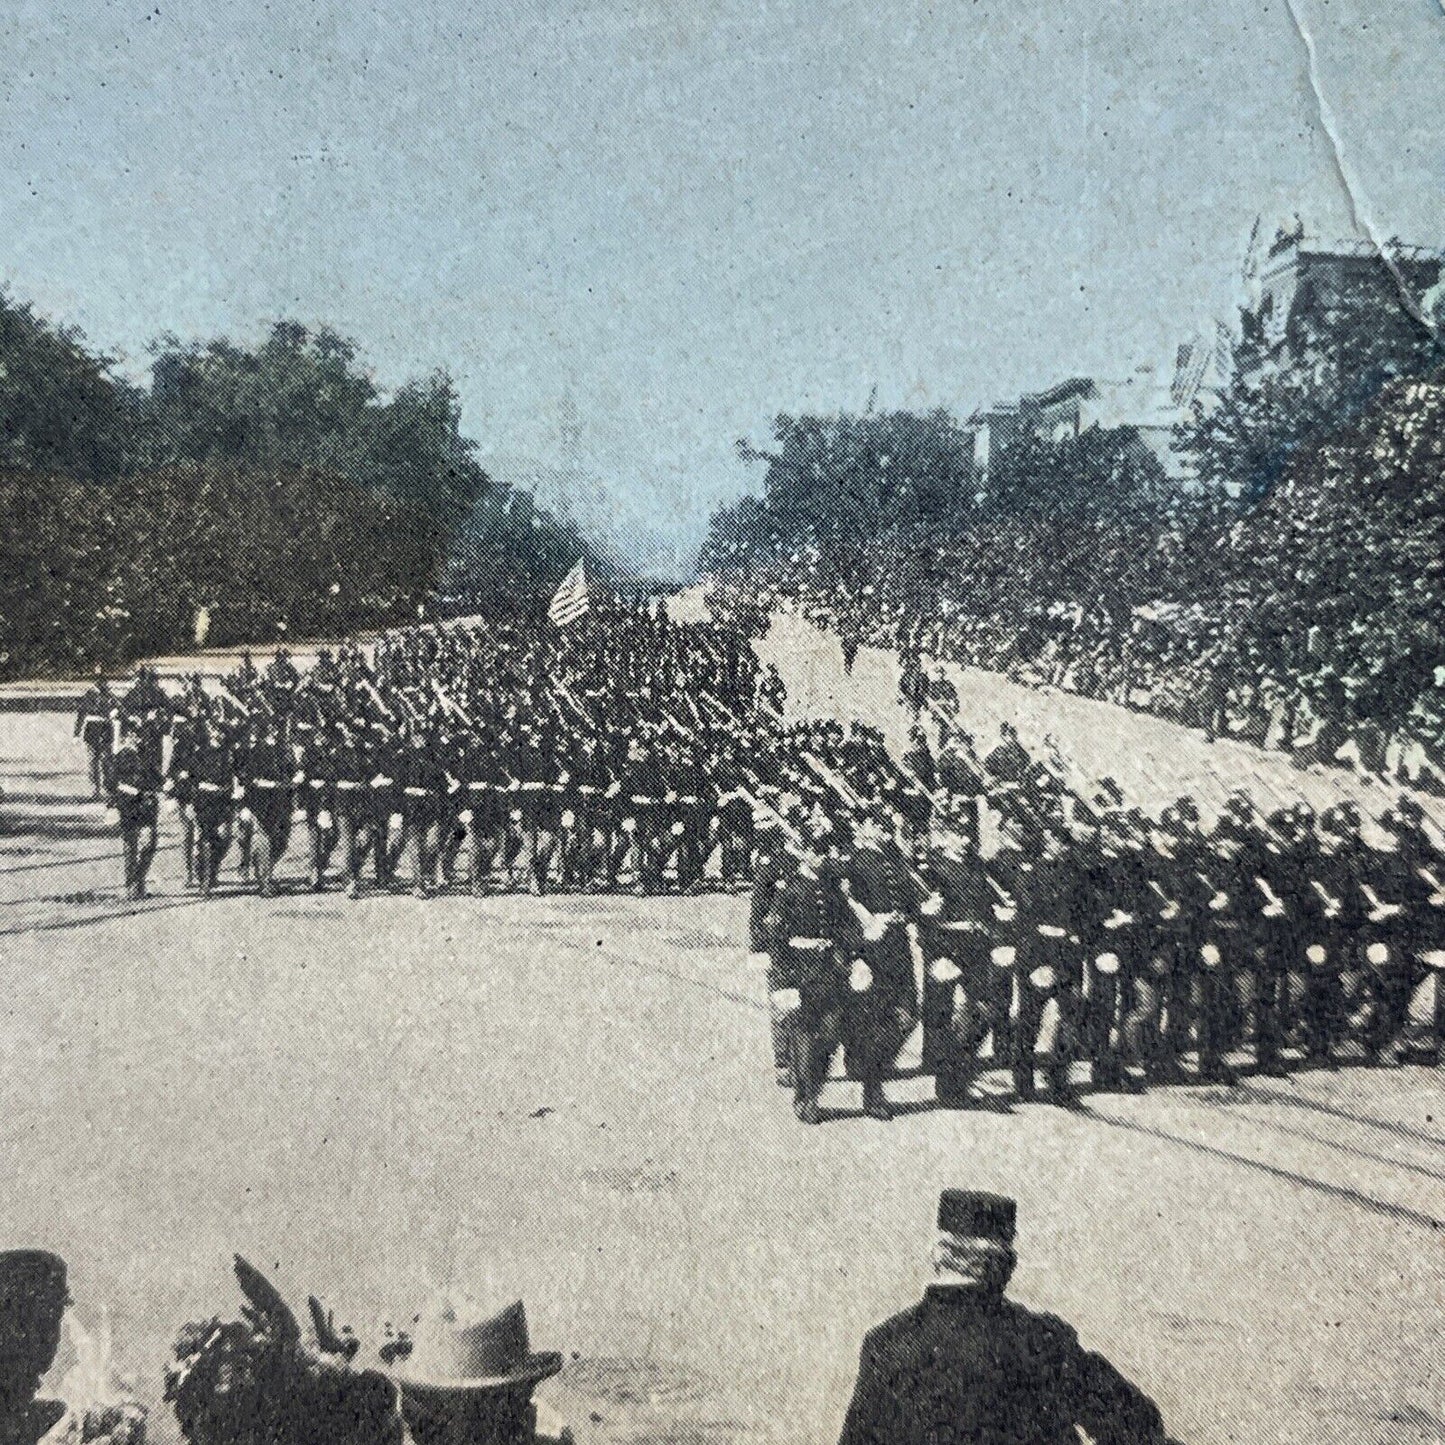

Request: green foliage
left=0, top=293, right=134, bottom=479
left=0, top=300, right=593, bottom=676
left=1225, top=379, right=1445, bottom=726
left=985, top=425, right=1167, bottom=518
left=1179, top=284, right=1442, bottom=504
left=142, top=323, right=488, bottom=527
left=701, top=409, right=977, bottom=572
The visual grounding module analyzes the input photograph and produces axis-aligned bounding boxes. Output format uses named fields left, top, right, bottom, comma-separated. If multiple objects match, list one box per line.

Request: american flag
left=548, top=559, right=590, bottom=626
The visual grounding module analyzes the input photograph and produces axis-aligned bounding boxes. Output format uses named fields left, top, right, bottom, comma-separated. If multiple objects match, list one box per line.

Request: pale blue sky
left=1, top=0, right=1441, bottom=573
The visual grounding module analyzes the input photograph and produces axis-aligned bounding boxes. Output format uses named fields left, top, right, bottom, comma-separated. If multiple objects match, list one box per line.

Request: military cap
left=937, top=1191, right=1016, bottom=1246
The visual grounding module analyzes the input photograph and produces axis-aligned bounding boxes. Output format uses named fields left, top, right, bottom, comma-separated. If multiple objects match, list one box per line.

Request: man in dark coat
left=838, top=1191, right=1166, bottom=1445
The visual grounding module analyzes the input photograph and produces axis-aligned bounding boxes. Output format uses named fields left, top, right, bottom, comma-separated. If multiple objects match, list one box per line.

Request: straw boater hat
left=390, top=1298, right=562, bottom=1397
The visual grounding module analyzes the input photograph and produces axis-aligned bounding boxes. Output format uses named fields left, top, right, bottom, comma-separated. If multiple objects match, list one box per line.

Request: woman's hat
left=391, top=1298, right=562, bottom=1395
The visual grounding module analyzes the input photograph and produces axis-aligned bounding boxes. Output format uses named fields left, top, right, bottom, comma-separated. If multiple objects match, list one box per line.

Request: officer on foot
left=838, top=1190, right=1167, bottom=1445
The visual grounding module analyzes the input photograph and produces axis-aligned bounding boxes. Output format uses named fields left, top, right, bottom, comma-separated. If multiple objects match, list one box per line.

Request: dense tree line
left=0, top=295, right=594, bottom=677
left=705, top=271, right=1445, bottom=746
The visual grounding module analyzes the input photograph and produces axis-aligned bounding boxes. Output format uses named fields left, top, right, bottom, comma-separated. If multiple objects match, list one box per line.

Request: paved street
left=1, top=633, right=1444, bottom=1444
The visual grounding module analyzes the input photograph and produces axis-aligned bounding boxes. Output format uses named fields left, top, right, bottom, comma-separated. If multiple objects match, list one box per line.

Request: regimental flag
left=548, top=559, right=590, bottom=626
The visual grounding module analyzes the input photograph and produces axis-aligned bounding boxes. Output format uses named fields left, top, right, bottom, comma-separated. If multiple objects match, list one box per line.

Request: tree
left=0, top=292, right=134, bottom=480
left=1179, top=270, right=1443, bottom=505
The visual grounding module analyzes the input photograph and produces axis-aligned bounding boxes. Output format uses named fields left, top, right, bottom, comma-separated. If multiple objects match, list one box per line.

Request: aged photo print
left=1, top=2, right=1444, bottom=1443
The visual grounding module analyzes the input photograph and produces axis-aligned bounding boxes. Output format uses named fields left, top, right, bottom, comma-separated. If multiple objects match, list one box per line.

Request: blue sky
left=1, top=0, right=1441, bottom=573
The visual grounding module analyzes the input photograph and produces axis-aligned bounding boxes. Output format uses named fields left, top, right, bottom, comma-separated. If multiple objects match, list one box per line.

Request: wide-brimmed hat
left=390, top=1299, right=562, bottom=1395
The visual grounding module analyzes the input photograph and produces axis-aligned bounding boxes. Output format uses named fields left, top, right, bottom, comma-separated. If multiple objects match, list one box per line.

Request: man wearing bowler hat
left=838, top=1191, right=1166, bottom=1445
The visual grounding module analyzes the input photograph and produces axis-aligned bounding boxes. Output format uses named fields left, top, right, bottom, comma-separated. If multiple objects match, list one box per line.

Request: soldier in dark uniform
left=837, top=818, right=918, bottom=1121
left=1075, top=811, right=1148, bottom=1092
left=189, top=717, right=235, bottom=895
left=1346, top=821, right=1414, bottom=1065
left=1380, top=798, right=1445, bottom=1058
left=296, top=724, right=340, bottom=892
left=398, top=722, right=448, bottom=897
left=1009, top=821, right=1082, bottom=1106
left=838, top=1190, right=1166, bottom=1445
left=1240, top=803, right=1303, bottom=1074
left=452, top=728, right=499, bottom=895
left=74, top=674, right=116, bottom=798
left=111, top=720, right=161, bottom=900
left=714, top=741, right=755, bottom=889
left=912, top=808, right=997, bottom=1107
left=758, top=664, right=787, bottom=718
left=750, top=807, right=792, bottom=1086
left=238, top=714, right=293, bottom=897
left=772, top=842, right=847, bottom=1125
left=1186, top=815, right=1247, bottom=1084
left=982, top=723, right=1032, bottom=787
left=331, top=724, right=376, bottom=898
left=368, top=722, right=404, bottom=891
left=166, top=703, right=204, bottom=889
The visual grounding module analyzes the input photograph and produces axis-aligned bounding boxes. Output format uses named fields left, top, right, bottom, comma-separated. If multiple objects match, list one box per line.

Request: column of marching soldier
left=752, top=715, right=1445, bottom=1123
left=73, top=607, right=1445, bottom=1128
left=75, top=604, right=787, bottom=902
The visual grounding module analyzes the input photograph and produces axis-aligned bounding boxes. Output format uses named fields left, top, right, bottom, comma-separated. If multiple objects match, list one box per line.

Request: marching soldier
left=836, top=817, right=918, bottom=1121
left=456, top=728, right=503, bottom=895
left=1226, top=798, right=1291, bottom=1076
left=1006, top=820, right=1082, bottom=1106
left=296, top=724, right=340, bottom=892
left=1387, top=799, right=1445, bottom=1056
left=74, top=673, right=116, bottom=798
left=1075, top=811, right=1147, bottom=1092
left=771, top=841, right=847, bottom=1125
left=166, top=703, right=204, bottom=889
left=189, top=716, right=235, bottom=895
left=397, top=722, right=448, bottom=898
left=237, top=713, right=293, bottom=898
left=912, top=807, right=998, bottom=1106
left=111, top=719, right=161, bottom=900
left=331, top=723, right=377, bottom=898
left=750, top=805, right=792, bottom=1086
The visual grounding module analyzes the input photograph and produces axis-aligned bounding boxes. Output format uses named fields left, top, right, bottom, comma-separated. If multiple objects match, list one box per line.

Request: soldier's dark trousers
left=1356, top=953, right=1416, bottom=1059
left=1193, top=964, right=1235, bottom=1076
left=788, top=985, right=843, bottom=1110
left=336, top=814, right=370, bottom=888
left=85, top=742, right=111, bottom=798
left=467, top=820, right=498, bottom=890
left=1083, top=965, right=1125, bottom=1083
left=843, top=989, right=913, bottom=1103
left=1251, top=958, right=1287, bottom=1071
left=402, top=817, right=442, bottom=894
left=1298, top=956, right=1345, bottom=1061
left=765, top=959, right=790, bottom=1072
left=305, top=819, right=337, bottom=887
left=120, top=820, right=157, bottom=899
left=179, top=806, right=197, bottom=885
left=922, top=956, right=995, bottom=1101
left=1159, top=945, right=1196, bottom=1071
left=194, top=803, right=230, bottom=892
